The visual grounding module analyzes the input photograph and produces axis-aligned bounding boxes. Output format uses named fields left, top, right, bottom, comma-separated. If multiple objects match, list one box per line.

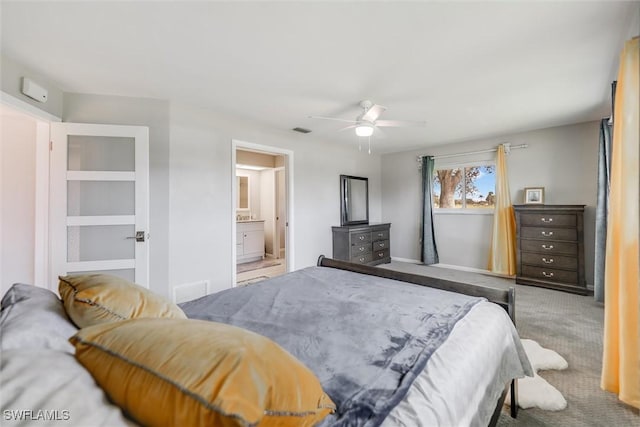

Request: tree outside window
left=433, top=165, right=495, bottom=209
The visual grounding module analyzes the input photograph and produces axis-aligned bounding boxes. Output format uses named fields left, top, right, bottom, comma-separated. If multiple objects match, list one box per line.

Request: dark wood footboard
left=316, top=255, right=520, bottom=422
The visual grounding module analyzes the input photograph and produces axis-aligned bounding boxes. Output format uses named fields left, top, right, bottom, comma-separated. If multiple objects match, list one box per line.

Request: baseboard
left=434, top=263, right=515, bottom=279
left=391, top=258, right=515, bottom=280
left=391, top=257, right=422, bottom=264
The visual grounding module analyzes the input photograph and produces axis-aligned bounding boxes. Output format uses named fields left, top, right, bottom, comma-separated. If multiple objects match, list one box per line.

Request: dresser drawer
left=520, top=213, right=576, bottom=228
left=521, top=239, right=578, bottom=256
left=372, top=249, right=390, bottom=262
left=521, top=265, right=578, bottom=284
left=521, top=252, right=578, bottom=270
left=352, top=231, right=371, bottom=244
left=351, top=253, right=373, bottom=264
left=351, top=243, right=372, bottom=257
left=372, top=239, right=389, bottom=251
left=371, top=229, right=389, bottom=241
left=520, top=227, right=577, bottom=241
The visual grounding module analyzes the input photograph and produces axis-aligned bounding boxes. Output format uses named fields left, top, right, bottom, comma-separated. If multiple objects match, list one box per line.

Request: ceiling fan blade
left=373, top=126, right=387, bottom=139
left=308, top=115, right=358, bottom=124
left=361, top=104, right=387, bottom=122
left=338, top=124, right=358, bottom=132
left=375, top=120, right=427, bottom=128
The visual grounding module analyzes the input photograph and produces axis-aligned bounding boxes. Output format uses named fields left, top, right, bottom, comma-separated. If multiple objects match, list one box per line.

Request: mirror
left=340, top=175, right=369, bottom=226
left=237, top=175, right=250, bottom=210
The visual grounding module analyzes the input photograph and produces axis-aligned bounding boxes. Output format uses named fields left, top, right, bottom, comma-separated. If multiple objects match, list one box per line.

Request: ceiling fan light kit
left=355, top=123, right=374, bottom=137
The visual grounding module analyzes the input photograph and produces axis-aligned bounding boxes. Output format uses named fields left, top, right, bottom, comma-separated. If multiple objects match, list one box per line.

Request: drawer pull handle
left=378, top=233, right=384, bottom=237
left=359, top=257, right=365, bottom=262
left=542, top=271, right=554, bottom=278
left=541, top=231, right=554, bottom=237
left=541, top=218, right=553, bottom=223
left=359, top=247, right=365, bottom=252
left=379, top=243, right=385, bottom=247
left=541, top=244, right=554, bottom=250
left=359, top=236, right=365, bottom=241
left=378, top=253, right=384, bottom=257
left=542, top=258, right=554, bottom=264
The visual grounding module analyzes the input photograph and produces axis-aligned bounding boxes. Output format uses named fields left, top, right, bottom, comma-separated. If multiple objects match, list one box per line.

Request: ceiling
left=1, top=1, right=637, bottom=153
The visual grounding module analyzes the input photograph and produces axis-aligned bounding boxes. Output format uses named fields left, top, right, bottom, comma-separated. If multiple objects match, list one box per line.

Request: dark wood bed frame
left=317, top=256, right=519, bottom=426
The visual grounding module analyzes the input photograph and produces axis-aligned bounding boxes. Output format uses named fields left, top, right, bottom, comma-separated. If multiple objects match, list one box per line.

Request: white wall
left=169, top=102, right=382, bottom=294
left=382, top=121, right=599, bottom=286
left=1, top=111, right=37, bottom=294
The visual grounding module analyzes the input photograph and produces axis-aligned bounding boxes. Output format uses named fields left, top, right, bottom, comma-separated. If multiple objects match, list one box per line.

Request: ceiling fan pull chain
left=358, top=139, right=362, bottom=151
left=368, top=135, right=371, bottom=155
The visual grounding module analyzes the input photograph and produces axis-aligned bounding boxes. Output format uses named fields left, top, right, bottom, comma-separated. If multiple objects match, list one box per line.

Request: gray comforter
left=180, top=266, right=485, bottom=426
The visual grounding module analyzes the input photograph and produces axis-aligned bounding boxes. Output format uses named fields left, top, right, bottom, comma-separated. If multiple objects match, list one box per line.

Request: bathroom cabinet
left=237, top=220, right=265, bottom=263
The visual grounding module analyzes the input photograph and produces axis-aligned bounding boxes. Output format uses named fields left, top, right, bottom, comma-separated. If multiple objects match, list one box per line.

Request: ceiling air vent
left=292, top=127, right=311, bottom=134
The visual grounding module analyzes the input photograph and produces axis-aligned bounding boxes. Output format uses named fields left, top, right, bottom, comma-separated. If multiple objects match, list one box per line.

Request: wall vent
left=173, top=280, right=209, bottom=304
left=292, top=127, right=311, bottom=134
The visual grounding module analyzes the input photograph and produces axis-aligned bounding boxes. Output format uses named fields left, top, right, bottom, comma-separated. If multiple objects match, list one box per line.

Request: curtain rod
left=416, top=143, right=528, bottom=162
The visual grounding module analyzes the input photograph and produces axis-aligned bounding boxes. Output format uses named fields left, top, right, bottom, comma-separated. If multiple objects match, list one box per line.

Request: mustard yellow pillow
left=59, top=274, right=186, bottom=328
left=70, top=318, right=335, bottom=427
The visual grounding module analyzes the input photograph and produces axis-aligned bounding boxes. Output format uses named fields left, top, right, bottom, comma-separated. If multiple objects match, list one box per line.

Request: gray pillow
left=0, top=283, right=78, bottom=353
left=0, top=349, right=136, bottom=426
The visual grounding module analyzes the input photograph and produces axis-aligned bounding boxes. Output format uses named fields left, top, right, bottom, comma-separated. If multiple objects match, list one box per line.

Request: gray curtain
left=594, top=81, right=616, bottom=302
left=594, top=118, right=612, bottom=302
left=421, top=156, right=439, bottom=264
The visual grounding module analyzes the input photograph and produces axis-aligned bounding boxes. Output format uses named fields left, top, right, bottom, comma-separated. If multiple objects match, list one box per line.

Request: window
left=433, top=164, right=495, bottom=210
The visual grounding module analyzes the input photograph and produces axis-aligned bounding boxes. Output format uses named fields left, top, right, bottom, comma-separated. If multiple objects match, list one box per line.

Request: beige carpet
left=381, top=261, right=640, bottom=426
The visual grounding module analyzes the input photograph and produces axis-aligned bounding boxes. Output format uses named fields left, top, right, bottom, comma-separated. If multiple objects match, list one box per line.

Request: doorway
left=231, top=140, right=293, bottom=286
left=0, top=95, right=57, bottom=294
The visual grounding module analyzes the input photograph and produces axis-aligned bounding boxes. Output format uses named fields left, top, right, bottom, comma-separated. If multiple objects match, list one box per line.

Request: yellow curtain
left=601, top=36, right=639, bottom=409
left=487, top=144, right=517, bottom=275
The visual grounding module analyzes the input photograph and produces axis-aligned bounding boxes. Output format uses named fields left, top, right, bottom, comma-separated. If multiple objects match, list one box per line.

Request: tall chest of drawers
left=514, top=205, right=587, bottom=295
left=332, top=223, right=391, bottom=266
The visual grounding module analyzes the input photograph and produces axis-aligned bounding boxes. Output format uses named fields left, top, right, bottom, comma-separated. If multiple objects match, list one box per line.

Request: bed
left=0, top=256, right=532, bottom=427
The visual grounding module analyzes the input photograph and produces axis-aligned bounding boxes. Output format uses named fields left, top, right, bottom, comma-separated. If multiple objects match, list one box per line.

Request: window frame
left=432, top=160, right=496, bottom=215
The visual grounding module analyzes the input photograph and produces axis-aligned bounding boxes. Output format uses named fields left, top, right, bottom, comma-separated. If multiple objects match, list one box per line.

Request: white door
left=50, top=123, right=149, bottom=287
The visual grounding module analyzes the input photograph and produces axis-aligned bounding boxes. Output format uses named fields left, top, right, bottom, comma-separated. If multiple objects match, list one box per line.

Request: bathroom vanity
left=236, top=220, right=265, bottom=263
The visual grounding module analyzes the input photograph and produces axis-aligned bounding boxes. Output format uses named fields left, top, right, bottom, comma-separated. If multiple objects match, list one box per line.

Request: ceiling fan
left=309, top=100, right=426, bottom=138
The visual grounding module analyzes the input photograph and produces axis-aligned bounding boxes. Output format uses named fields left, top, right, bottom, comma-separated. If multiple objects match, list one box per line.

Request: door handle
left=126, top=231, right=146, bottom=242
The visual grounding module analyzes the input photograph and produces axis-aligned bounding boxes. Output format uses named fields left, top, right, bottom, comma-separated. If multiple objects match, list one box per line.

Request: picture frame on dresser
left=524, top=187, right=544, bottom=204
